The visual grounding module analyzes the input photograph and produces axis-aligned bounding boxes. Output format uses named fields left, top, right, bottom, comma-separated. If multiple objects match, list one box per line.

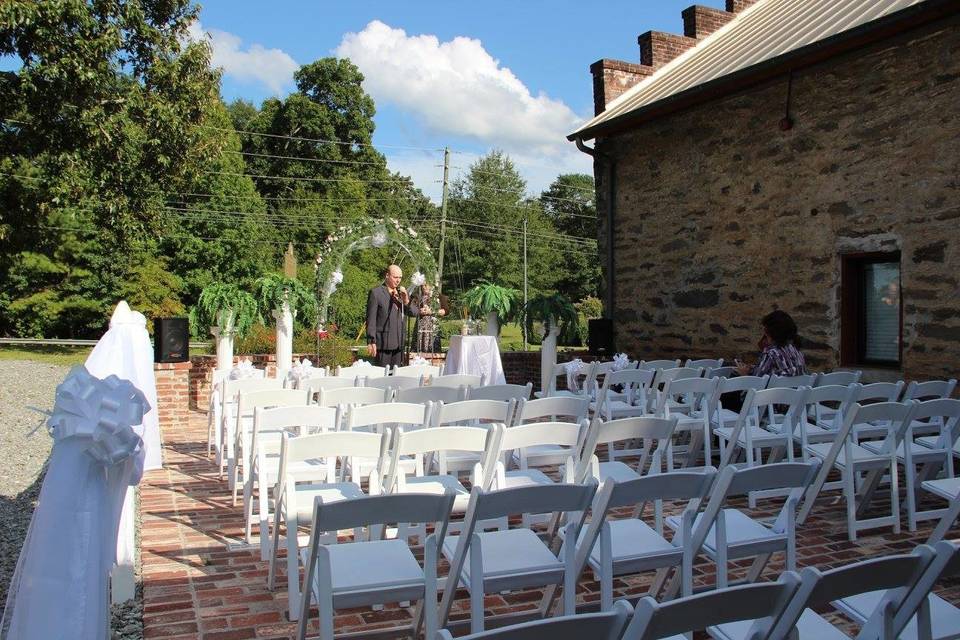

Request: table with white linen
left=445, top=335, right=506, bottom=385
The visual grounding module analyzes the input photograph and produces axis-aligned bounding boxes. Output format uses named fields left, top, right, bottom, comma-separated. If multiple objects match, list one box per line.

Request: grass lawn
left=0, top=345, right=92, bottom=366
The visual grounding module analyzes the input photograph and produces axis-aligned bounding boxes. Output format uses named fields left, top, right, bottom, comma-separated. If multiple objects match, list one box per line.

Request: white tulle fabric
left=0, top=366, right=149, bottom=640
left=562, top=358, right=585, bottom=392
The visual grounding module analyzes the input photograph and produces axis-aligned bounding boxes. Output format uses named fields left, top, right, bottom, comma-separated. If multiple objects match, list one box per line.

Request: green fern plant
left=189, top=283, right=258, bottom=338
left=524, top=293, right=578, bottom=336
left=254, top=274, right=318, bottom=322
left=461, top=281, right=522, bottom=327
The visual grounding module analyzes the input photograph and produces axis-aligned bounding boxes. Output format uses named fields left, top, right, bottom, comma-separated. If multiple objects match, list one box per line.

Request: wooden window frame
left=840, top=251, right=902, bottom=368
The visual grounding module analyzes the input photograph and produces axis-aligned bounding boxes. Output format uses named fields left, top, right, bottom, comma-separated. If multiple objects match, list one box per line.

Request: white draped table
left=445, top=335, right=506, bottom=385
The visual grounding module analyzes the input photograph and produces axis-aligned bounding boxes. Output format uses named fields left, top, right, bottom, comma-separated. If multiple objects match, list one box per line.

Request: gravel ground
left=0, top=360, right=144, bottom=639
left=0, top=360, right=68, bottom=606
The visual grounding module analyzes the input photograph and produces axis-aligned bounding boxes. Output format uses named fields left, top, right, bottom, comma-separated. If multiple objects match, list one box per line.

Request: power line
left=452, top=166, right=596, bottom=193
left=227, top=149, right=389, bottom=167
left=201, top=169, right=419, bottom=186
left=206, top=124, right=444, bottom=153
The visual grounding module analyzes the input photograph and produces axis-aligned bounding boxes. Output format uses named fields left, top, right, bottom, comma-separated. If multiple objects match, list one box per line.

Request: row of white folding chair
left=227, top=383, right=305, bottom=491
left=217, top=376, right=284, bottom=477
left=448, top=540, right=960, bottom=640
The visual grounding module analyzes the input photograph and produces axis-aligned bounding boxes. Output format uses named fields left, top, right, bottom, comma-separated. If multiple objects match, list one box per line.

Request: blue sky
left=191, top=1, right=721, bottom=200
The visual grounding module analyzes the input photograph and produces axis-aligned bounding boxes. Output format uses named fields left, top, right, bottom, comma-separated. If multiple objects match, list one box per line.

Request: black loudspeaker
left=588, top=318, right=614, bottom=355
left=154, top=317, right=189, bottom=363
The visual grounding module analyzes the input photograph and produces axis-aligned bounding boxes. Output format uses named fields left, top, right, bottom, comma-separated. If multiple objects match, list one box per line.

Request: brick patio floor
left=140, top=410, right=960, bottom=639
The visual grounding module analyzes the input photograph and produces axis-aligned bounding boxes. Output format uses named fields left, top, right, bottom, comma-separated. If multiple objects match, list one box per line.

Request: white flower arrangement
left=410, top=271, right=426, bottom=286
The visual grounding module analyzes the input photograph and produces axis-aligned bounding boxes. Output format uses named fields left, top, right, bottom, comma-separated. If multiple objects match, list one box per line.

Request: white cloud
left=335, top=21, right=585, bottom=159
left=188, top=21, right=298, bottom=95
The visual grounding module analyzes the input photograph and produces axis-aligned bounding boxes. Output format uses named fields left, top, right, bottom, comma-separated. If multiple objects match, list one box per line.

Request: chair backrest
left=396, top=385, right=465, bottom=405
left=595, top=368, right=656, bottom=416
left=388, top=425, right=504, bottom=489
left=311, top=492, right=455, bottom=537
left=856, top=381, right=905, bottom=404
left=838, top=400, right=917, bottom=453
left=345, top=402, right=431, bottom=433
left=912, top=398, right=960, bottom=447
left=715, top=374, right=769, bottom=395
left=767, top=373, right=817, bottom=389
left=766, top=545, right=935, bottom=639
left=622, top=573, right=801, bottom=640
left=468, top=383, right=532, bottom=403
left=437, top=600, right=631, bottom=640
left=685, top=358, right=724, bottom=369
left=316, top=386, right=387, bottom=408
left=652, top=366, right=703, bottom=387
left=222, top=377, right=284, bottom=407
left=392, top=363, right=443, bottom=379
left=903, top=378, right=957, bottom=402
left=719, top=387, right=808, bottom=464
left=362, top=375, right=422, bottom=395
left=657, top=376, right=719, bottom=417
left=802, top=384, right=859, bottom=430
left=298, top=376, right=356, bottom=393
left=336, top=363, right=387, bottom=379
left=890, top=541, right=960, bottom=635
left=433, top=399, right=515, bottom=427
left=467, top=483, right=597, bottom=523
left=432, top=373, right=485, bottom=389
left=815, top=370, right=862, bottom=387
left=513, top=396, right=589, bottom=424
left=256, top=405, right=338, bottom=436
left=638, top=359, right=681, bottom=371
left=707, top=366, right=736, bottom=379
left=238, top=388, right=310, bottom=416
left=278, top=429, right=391, bottom=489
left=499, top=421, right=585, bottom=463
left=549, top=360, right=597, bottom=396
left=577, top=416, right=679, bottom=480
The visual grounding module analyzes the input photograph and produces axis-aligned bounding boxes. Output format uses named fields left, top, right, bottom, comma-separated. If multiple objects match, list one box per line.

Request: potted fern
left=461, top=281, right=522, bottom=337
left=190, top=283, right=258, bottom=371
left=524, top=293, right=578, bottom=394
left=254, top=274, right=318, bottom=376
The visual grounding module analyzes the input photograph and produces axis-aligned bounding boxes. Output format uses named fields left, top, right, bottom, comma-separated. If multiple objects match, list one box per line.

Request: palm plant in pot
left=190, top=283, right=258, bottom=370
left=524, top=293, right=578, bottom=394
left=254, top=274, right=318, bottom=375
left=461, top=281, right=522, bottom=337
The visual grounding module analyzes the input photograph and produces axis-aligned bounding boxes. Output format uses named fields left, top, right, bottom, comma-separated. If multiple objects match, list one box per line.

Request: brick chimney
left=726, top=0, right=760, bottom=13
left=638, top=31, right=697, bottom=69
left=682, top=5, right=735, bottom=39
left=590, top=59, right=653, bottom=115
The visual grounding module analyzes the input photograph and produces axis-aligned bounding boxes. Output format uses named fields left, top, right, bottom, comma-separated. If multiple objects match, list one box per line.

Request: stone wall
left=594, top=17, right=960, bottom=381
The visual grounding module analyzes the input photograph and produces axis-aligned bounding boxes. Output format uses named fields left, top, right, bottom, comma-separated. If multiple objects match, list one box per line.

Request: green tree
left=540, top=174, right=600, bottom=301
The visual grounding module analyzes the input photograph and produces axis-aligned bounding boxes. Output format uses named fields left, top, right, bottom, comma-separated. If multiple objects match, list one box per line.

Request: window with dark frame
left=840, top=252, right=902, bottom=367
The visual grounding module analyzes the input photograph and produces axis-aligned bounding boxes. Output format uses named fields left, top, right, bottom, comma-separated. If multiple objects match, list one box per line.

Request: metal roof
left=570, top=0, right=931, bottom=140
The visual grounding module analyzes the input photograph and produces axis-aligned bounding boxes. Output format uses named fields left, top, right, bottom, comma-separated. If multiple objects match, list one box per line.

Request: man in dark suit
left=365, top=264, right=429, bottom=367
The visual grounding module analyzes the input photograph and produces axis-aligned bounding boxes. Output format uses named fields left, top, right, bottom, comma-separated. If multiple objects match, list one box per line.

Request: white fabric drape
left=445, top=336, right=506, bottom=385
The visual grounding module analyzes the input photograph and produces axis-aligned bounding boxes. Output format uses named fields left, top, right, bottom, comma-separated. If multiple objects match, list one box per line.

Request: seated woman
left=735, top=309, right=806, bottom=377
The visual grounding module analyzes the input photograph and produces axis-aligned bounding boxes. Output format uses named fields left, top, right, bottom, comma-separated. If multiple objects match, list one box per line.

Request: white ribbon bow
left=287, top=358, right=316, bottom=383
left=562, top=358, right=585, bottom=392
left=612, top=352, right=631, bottom=371
left=410, top=355, right=429, bottom=366
left=230, top=358, right=257, bottom=380
left=46, top=366, right=148, bottom=466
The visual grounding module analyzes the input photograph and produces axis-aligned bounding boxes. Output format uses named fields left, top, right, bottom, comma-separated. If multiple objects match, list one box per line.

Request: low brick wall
left=154, top=361, right=192, bottom=429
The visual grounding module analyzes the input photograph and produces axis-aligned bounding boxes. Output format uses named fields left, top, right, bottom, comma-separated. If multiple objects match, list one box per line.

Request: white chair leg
left=469, top=541, right=484, bottom=634
left=845, top=467, right=858, bottom=542
left=316, top=553, right=335, bottom=640
left=424, top=535, right=439, bottom=640
left=906, top=460, right=918, bottom=532
left=928, top=495, right=960, bottom=544
left=287, top=513, right=302, bottom=621
left=243, top=474, right=255, bottom=545
left=890, top=460, right=901, bottom=535
left=258, top=478, right=271, bottom=561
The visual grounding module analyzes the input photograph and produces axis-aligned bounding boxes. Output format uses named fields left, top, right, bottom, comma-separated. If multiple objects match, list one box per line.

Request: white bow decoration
left=230, top=358, right=258, bottom=380
left=287, top=358, right=316, bottom=383
left=410, top=355, right=429, bottom=366
left=562, top=358, right=585, bottom=392
left=46, top=366, right=147, bottom=466
left=612, top=352, right=631, bottom=371
left=410, top=271, right=426, bottom=287
left=353, top=359, right=372, bottom=368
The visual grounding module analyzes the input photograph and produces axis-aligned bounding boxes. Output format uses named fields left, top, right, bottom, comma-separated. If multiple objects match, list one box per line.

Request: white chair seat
left=580, top=519, right=681, bottom=574
left=597, top=461, right=641, bottom=484
left=714, top=408, right=739, bottom=425
left=861, top=439, right=947, bottom=462
left=796, top=421, right=838, bottom=443
left=288, top=482, right=365, bottom=518
left=442, top=528, right=563, bottom=590
left=804, top=442, right=889, bottom=469
left=513, top=444, right=573, bottom=467
left=922, top=477, right=960, bottom=501
left=666, top=509, right=785, bottom=557
left=710, top=608, right=847, bottom=640
left=402, top=475, right=471, bottom=510
left=301, top=539, right=425, bottom=604
left=503, top=468, right=555, bottom=488
left=714, top=424, right=788, bottom=445
left=836, top=589, right=960, bottom=640
left=674, top=414, right=706, bottom=430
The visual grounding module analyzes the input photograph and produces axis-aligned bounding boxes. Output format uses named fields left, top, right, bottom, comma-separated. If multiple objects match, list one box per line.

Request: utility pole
left=437, top=147, right=450, bottom=293
left=523, top=212, right=528, bottom=351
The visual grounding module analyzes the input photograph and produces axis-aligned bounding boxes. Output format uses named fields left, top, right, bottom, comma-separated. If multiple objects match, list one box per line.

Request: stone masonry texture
left=594, top=17, right=960, bottom=381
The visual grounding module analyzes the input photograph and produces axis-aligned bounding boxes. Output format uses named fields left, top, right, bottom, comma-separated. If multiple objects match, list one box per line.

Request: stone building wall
left=594, top=17, right=960, bottom=380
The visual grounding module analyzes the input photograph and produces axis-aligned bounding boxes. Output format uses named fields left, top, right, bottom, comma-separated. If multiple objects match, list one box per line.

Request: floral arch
left=313, top=217, right=438, bottom=323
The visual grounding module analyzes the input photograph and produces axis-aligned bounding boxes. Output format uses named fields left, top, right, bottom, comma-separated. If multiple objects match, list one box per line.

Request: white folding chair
left=591, top=369, right=655, bottom=422
left=396, top=384, right=466, bottom=405
left=709, top=375, right=769, bottom=432
left=621, top=572, right=801, bottom=640
left=220, top=377, right=284, bottom=478
left=232, top=388, right=310, bottom=502
left=512, top=396, right=589, bottom=427
left=494, top=421, right=586, bottom=489
left=850, top=381, right=908, bottom=440
left=575, top=470, right=717, bottom=609
left=861, top=398, right=960, bottom=531
left=814, top=370, right=862, bottom=387
left=316, top=386, right=388, bottom=429
left=468, top=383, right=532, bottom=404
left=576, top=416, right=679, bottom=484
left=665, top=461, right=819, bottom=591
left=715, top=387, right=808, bottom=477
left=393, top=362, right=444, bottom=379
left=267, top=429, right=392, bottom=620
left=717, top=544, right=936, bottom=640
left=243, top=405, right=338, bottom=558
left=923, top=477, right=960, bottom=544
left=767, top=373, right=817, bottom=389
left=798, top=400, right=918, bottom=541
left=336, top=363, right=388, bottom=379
left=708, top=366, right=736, bottom=379
left=638, top=359, right=682, bottom=371
left=908, top=379, right=960, bottom=439
left=345, top=401, right=433, bottom=479
left=686, top=358, right=724, bottom=370
left=432, top=399, right=516, bottom=474
left=793, top=384, right=859, bottom=457
left=438, top=483, right=598, bottom=634
left=296, top=492, right=455, bottom=640
left=207, top=369, right=232, bottom=458
left=432, top=373, right=485, bottom=389
left=657, top=376, right=719, bottom=468
left=297, top=375, right=356, bottom=394
left=435, top=600, right=631, bottom=640
left=834, top=540, right=960, bottom=640
left=537, top=361, right=594, bottom=400
left=362, top=374, right=421, bottom=400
